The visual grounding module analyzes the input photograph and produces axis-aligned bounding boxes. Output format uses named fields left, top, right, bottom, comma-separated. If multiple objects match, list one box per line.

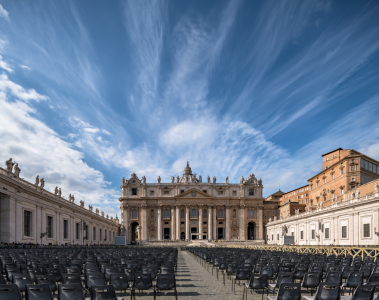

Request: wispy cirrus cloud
left=0, top=55, right=13, bottom=73
left=0, top=4, right=10, bottom=22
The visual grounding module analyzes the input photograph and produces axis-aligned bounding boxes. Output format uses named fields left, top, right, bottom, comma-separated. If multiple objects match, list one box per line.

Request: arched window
left=164, top=209, right=169, bottom=218
left=203, top=210, right=207, bottom=218
left=181, top=210, right=184, bottom=218
left=132, top=209, right=137, bottom=218
left=218, top=209, right=223, bottom=217
left=250, top=209, right=254, bottom=218
left=151, top=210, right=154, bottom=217
left=233, top=209, right=236, bottom=218
left=192, top=209, right=196, bottom=217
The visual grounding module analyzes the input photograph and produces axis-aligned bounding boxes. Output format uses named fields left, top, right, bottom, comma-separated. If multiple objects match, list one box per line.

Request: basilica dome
left=179, top=162, right=199, bottom=183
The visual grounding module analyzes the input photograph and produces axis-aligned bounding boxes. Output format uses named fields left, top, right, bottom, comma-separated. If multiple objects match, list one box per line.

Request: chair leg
left=154, top=289, right=156, bottom=300
left=175, top=288, right=178, bottom=300
left=223, top=272, right=225, bottom=286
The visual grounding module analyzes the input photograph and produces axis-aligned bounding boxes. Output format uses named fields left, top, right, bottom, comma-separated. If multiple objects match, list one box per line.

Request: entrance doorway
left=181, top=232, right=185, bottom=240
left=248, top=222, right=255, bottom=240
left=163, top=228, right=170, bottom=239
left=131, top=222, right=139, bottom=241
left=217, top=228, right=224, bottom=239
left=191, top=227, right=198, bottom=240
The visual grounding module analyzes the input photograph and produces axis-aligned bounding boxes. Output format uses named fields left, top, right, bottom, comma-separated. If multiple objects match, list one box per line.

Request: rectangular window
left=363, top=224, right=370, bottom=238
left=271, top=234, right=273, bottom=240
left=249, top=189, right=254, bottom=195
left=331, top=174, right=334, bottom=179
left=218, top=191, right=223, bottom=195
left=180, top=190, right=184, bottom=194
left=300, top=231, right=304, bottom=240
left=277, top=234, right=279, bottom=240
left=163, top=190, right=169, bottom=195
left=341, top=168, right=344, bottom=175
left=317, top=182, right=319, bottom=188
left=105, top=230, right=107, bottom=241
left=76, top=223, right=80, bottom=240
left=132, top=188, right=137, bottom=195
left=232, top=191, right=237, bottom=196
left=100, top=229, right=102, bottom=241
left=150, top=190, right=154, bottom=196
left=351, top=166, right=356, bottom=171
left=47, top=216, right=54, bottom=238
left=323, top=178, right=326, bottom=184
left=24, top=210, right=32, bottom=237
left=93, top=227, right=96, bottom=240
left=311, top=229, right=315, bottom=239
left=342, top=226, right=347, bottom=238
left=325, top=228, right=330, bottom=239
left=203, top=190, right=207, bottom=194
left=341, top=189, right=344, bottom=195
left=63, top=220, right=69, bottom=239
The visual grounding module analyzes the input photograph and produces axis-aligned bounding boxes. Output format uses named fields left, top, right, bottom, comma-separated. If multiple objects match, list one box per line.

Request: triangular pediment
left=176, top=188, right=211, bottom=198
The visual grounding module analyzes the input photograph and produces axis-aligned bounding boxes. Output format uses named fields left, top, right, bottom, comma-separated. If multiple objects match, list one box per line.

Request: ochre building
left=119, top=162, right=266, bottom=243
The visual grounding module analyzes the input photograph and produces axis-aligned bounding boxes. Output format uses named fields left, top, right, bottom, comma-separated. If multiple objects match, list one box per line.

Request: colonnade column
left=171, top=206, right=175, bottom=240
left=124, top=205, right=129, bottom=242
left=258, top=206, right=263, bottom=240
left=185, top=206, right=189, bottom=240
left=213, top=206, right=217, bottom=240
left=176, top=206, right=180, bottom=240
left=199, top=205, right=203, bottom=240
left=225, top=206, right=230, bottom=240
left=239, top=205, right=245, bottom=240
left=157, top=205, right=162, bottom=240
left=142, top=205, right=147, bottom=241
left=208, top=206, right=212, bottom=240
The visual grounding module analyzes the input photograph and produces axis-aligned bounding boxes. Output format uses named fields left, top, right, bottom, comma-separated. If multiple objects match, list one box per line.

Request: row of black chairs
left=1, top=247, right=178, bottom=299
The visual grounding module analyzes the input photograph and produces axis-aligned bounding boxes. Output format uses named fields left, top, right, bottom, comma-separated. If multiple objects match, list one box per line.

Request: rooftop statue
left=226, top=176, right=229, bottom=184
left=240, top=176, right=244, bottom=184
left=142, top=176, right=146, bottom=184
left=5, top=158, right=14, bottom=172
left=199, top=175, right=202, bottom=183
left=171, top=176, right=175, bottom=183
left=176, top=175, right=179, bottom=183
left=157, top=176, right=161, bottom=183
left=14, top=163, right=21, bottom=177
left=40, top=178, right=45, bottom=189
left=207, top=176, right=210, bottom=183
left=34, top=175, right=40, bottom=186
left=58, top=188, right=61, bottom=197
left=213, top=176, right=216, bottom=184
left=54, top=186, right=58, bottom=195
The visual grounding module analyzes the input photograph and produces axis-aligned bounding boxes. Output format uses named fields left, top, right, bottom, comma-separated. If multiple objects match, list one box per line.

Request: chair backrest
left=160, top=266, right=175, bottom=275
left=156, top=274, right=175, bottom=290
left=110, top=273, right=129, bottom=291
left=367, top=273, right=379, bottom=284
left=302, top=272, right=321, bottom=288
left=277, top=272, right=294, bottom=287
left=325, top=271, right=342, bottom=285
left=0, top=274, right=5, bottom=284
left=27, top=268, right=42, bottom=282
left=12, top=274, right=33, bottom=292
left=86, top=272, right=105, bottom=288
left=61, top=273, right=81, bottom=285
left=91, top=285, right=117, bottom=300
left=346, top=272, right=363, bottom=287
left=58, top=284, right=84, bottom=300
left=249, top=274, right=268, bottom=289
left=276, top=282, right=301, bottom=300
left=0, top=284, right=22, bottom=300
left=260, top=266, right=273, bottom=277
left=315, top=282, right=341, bottom=300
left=134, top=273, right=152, bottom=290
left=25, top=284, right=53, bottom=300
left=351, top=284, right=375, bottom=300
left=66, top=266, right=81, bottom=274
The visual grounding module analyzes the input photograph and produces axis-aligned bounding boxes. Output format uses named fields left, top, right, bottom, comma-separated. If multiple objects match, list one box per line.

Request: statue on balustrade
left=5, top=158, right=14, bottom=172
left=40, top=178, right=45, bottom=189
left=14, top=163, right=21, bottom=177
left=34, top=175, right=39, bottom=186
left=54, top=186, right=59, bottom=195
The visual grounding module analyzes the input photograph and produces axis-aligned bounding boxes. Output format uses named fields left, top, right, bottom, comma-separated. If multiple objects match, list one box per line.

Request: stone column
left=258, top=205, right=263, bottom=240
left=176, top=206, right=180, bottom=240
left=208, top=206, right=212, bottom=240
left=157, top=206, right=162, bottom=240
left=239, top=205, right=245, bottom=240
left=185, top=206, right=189, bottom=240
left=225, top=206, right=230, bottom=240
left=124, top=205, right=129, bottom=242
left=213, top=206, right=217, bottom=240
left=142, top=205, right=147, bottom=241
left=171, top=206, right=175, bottom=240
left=199, top=205, right=203, bottom=240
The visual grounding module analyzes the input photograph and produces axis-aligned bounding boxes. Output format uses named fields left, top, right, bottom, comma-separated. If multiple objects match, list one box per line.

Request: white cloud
left=0, top=73, right=47, bottom=101
left=0, top=4, right=10, bottom=22
left=0, top=77, right=119, bottom=217
left=0, top=55, right=13, bottom=73
left=19, top=64, right=32, bottom=71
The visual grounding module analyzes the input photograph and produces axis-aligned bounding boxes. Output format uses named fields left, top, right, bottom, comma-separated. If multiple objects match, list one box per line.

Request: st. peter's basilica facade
left=119, top=162, right=265, bottom=242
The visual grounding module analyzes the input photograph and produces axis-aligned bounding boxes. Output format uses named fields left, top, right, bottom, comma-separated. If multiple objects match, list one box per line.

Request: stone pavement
left=120, top=250, right=258, bottom=300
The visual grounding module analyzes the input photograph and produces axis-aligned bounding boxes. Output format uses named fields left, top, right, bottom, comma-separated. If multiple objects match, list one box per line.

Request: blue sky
left=1, top=0, right=379, bottom=217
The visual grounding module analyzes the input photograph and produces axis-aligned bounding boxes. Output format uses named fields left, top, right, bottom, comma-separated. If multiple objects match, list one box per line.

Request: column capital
left=141, top=205, right=147, bottom=209
left=185, top=205, right=190, bottom=208
left=199, top=204, right=203, bottom=208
